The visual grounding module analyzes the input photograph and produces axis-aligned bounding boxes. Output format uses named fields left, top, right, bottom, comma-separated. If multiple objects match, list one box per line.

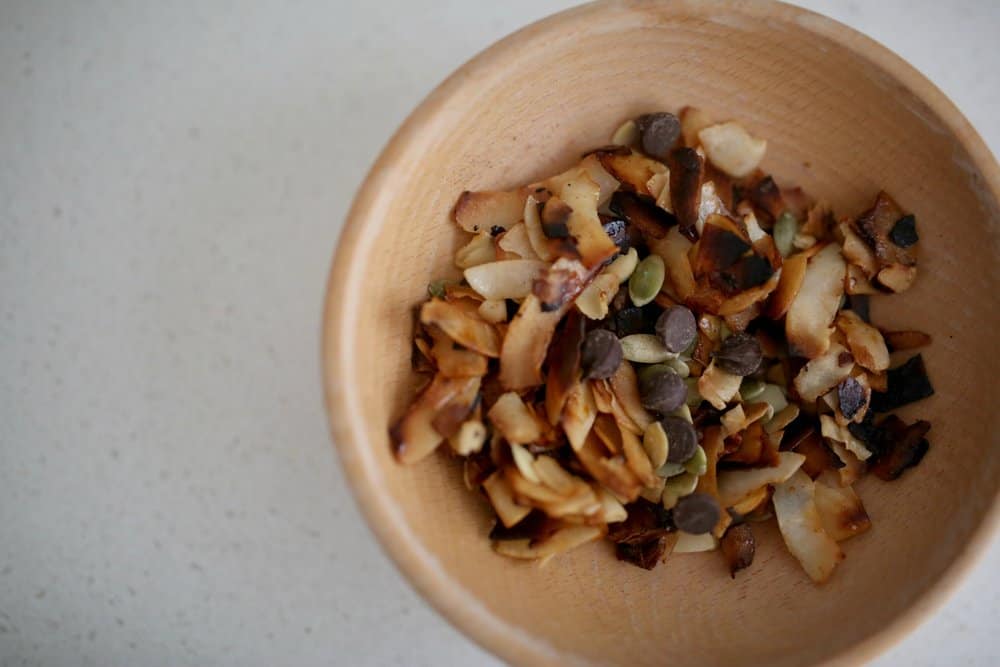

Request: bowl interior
left=325, top=2, right=1000, bottom=665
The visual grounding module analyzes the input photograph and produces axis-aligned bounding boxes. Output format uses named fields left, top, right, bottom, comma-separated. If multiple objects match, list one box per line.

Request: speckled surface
left=0, top=1, right=996, bottom=665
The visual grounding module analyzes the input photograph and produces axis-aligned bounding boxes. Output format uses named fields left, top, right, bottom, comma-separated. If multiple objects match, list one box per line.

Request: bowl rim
left=322, top=1, right=1000, bottom=664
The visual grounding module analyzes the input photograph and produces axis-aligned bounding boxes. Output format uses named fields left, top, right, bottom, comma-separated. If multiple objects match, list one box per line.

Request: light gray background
left=1, top=1, right=997, bottom=665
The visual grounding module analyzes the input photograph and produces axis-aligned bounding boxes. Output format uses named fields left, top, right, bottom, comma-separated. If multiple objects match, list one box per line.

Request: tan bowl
left=323, top=2, right=1000, bottom=665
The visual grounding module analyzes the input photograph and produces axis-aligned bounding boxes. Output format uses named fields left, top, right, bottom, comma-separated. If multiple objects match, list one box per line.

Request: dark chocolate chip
left=580, top=329, right=623, bottom=380
left=838, top=377, right=866, bottom=420
left=672, top=493, right=721, bottom=534
left=889, top=214, right=919, bottom=248
left=870, top=354, right=934, bottom=412
left=636, top=112, right=682, bottom=160
left=655, top=306, right=697, bottom=353
left=639, top=369, right=687, bottom=414
left=661, top=417, right=699, bottom=463
left=713, top=333, right=763, bottom=376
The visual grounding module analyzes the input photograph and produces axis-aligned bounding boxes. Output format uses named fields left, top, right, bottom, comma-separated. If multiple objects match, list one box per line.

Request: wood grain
left=323, top=1, right=1000, bottom=665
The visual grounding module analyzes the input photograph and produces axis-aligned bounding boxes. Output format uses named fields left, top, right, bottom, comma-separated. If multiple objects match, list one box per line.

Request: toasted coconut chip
left=639, top=475, right=666, bottom=503
left=454, top=188, right=528, bottom=234
left=532, top=456, right=578, bottom=496
left=488, top=392, right=542, bottom=445
left=576, top=431, right=643, bottom=502
left=721, top=523, right=756, bottom=577
left=786, top=427, right=843, bottom=479
left=718, top=271, right=780, bottom=316
left=717, top=451, right=805, bottom=507
left=506, top=466, right=568, bottom=506
left=621, top=423, right=658, bottom=487
left=500, top=295, right=566, bottom=390
left=593, top=485, right=629, bottom=524
left=813, top=472, right=871, bottom=542
left=522, top=194, right=554, bottom=262
left=494, top=523, right=604, bottom=561
left=449, top=420, right=487, bottom=456
left=562, top=380, right=597, bottom=451
left=668, top=147, right=705, bottom=240
left=576, top=273, right=621, bottom=320
left=679, top=106, right=714, bottom=148
left=793, top=342, right=855, bottom=402
left=866, top=369, right=888, bottom=393
left=535, top=483, right=602, bottom=519
left=421, top=299, right=500, bottom=358
left=610, top=119, right=640, bottom=148
left=616, top=533, right=678, bottom=570
left=723, top=421, right=763, bottom=465
left=693, top=214, right=751, bottom=277
left=698, top=360, right=743, bottom=409
left=463, top=450, right=494, bottom=489
left=721, top=402, right=770, bottom=437
left=868, top=415, right=931, bottom=481
left=730, top=486, right=771, bottom=516
left=607, top=497, right=674, bottom=545
left=579, top=153, right=621, bottom=208
left=876, top=263, right=917, bottom=293
left=497, top=222, right=540, bottom=260
left=674, top=531, right=719, bottom=553
left=845, top=263, right=879, bottom=295
left=882, top=329, right=932, bottom=352
left=608, top=361, right=655, bottom=431
left=694, top=427, right=731, bottom=538
left=765, top=403, right=800, bottom=434
left=853, top=190, right=917, bottom=270
left=591, top=379, right=615, bottom=414
left=870, top=354, right=935, bottom=412
left=773, top=470, right=844, bottom=583
left=595, top=149, right=667, bottom=197
left=544, top=310, right=585, bottom=423
left=698, top=121, right=767, bottom=178
left=593, top=413, right=624, bottom=454
left=766, top=252, right=807, bottom=319
left=533, top=257, right=590, bottom=312
left=510, top=443, right=542, bottom=484
left=696, top=181, right=726, bottom=237
left=786, top=243, right=845, bottom=359
left=820, top=414, right=872, bottom=461
left=391, top=374, right=481, bottom=464
left=745, top=175, right=784, bottom=224
left=836, top=310, right=889, bottom=372
left=483, top=471, right=532, bottom=528
left=649, top=226, right=696, bottom=300
left=477, top=299, right=508, bottom=324
left=827, top=438, right=864, bottom=486
left=426, top=325, right=489, bottom=378
left=839, top=221, right=877, bottom=277
left=455, top=232, right=498, bottom=269
left=610, top=191, right=676, bottom=240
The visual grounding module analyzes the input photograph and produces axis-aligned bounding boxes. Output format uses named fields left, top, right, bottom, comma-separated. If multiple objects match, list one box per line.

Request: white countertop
left=1, top=1, right=997, bottom=665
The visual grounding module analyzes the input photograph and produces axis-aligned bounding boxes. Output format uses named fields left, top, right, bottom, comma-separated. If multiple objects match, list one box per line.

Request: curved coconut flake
left=786, top=243, right=845, bottom=359
left=773, top=470, right=844, bottom=583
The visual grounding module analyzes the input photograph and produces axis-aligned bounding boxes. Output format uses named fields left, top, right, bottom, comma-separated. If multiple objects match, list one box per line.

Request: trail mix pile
left=391, top=108, right=934, bottom=583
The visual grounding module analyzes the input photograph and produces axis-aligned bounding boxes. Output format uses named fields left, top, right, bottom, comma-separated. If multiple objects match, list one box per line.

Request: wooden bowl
left=323, top=2, right=1000, bottom=665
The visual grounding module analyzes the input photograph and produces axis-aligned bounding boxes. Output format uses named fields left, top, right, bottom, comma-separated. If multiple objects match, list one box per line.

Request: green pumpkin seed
left=628, top=254, right=665, bottom=307
left=774, top=211, right=798, bottom=258
left=662, top=472, right=699, bottom=509
left=684, top=377, right=703, bottom=408
left=670, top=403, right=693, bottom=424
left=427, top=279, right=449, bottom=299
left=683, top=445, right=707, bottom=476
left=642, top=421, right=669, bottom=469
left=757, top=383, right=788, bottom=419
left=740, top=378, right=766, bottom=402
left=620, top=334, right=678, bottom=363
left=657, top=462, right=686, bottom=478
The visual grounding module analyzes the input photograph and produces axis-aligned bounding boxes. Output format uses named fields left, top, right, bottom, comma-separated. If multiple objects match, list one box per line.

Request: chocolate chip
left=870, top=354, right=934, bottom=412
left=636, top=112, right=681, bottom=161
left=580, top=329, right=623, bottom=380
left=838, top=377, right=866, bottom=420
left=661, top=417, right=698, bottom=462
left=713, top=333, right=763, bottom=376
left=639, top=369, right=686, bottom=414
left=889, top=214, right=919, bottom=248
left=655, top=306, right=697, bottom=353
left=612, top=306, right=647, bottom=337
left=672, top=493, right=721, bottom=534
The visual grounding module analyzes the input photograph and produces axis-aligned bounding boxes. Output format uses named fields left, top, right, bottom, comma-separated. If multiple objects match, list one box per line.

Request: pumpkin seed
left=661, top=472, right=699, bottom=509
left=610, top=119, right=640, bottom=148
left=683, top=445, right=707, bottom=476
left=684, top=377, right=703, bottom=407
left=628, top=254, right=665, bottom=307
left=740, top=378, right=766, bottom=402
left=620, top=334, right=678, bottom=363
left=774, top=211, right=798, bottom=258
left=658, top=462, right=686, bottom=478
left=642, top=421, right=669, bottom=469
left=427, top=279, right=449, bottom=299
